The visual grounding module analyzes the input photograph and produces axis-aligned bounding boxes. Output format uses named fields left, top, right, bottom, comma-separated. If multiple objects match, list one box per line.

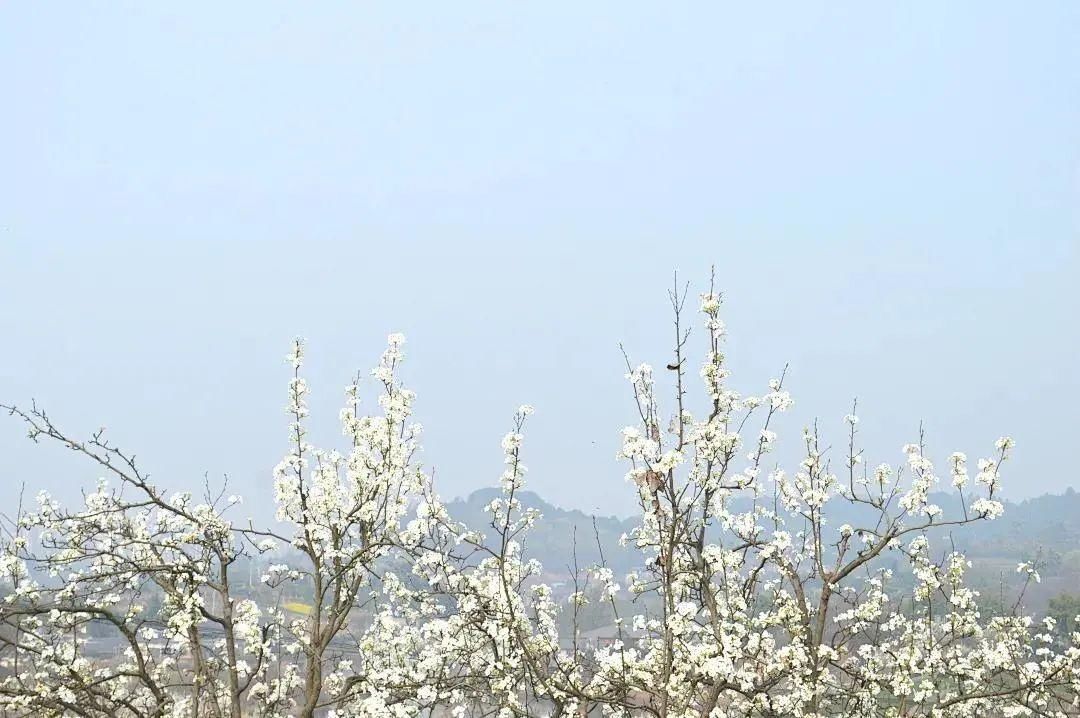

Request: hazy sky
left=1, top=4, right=1078, bottom=520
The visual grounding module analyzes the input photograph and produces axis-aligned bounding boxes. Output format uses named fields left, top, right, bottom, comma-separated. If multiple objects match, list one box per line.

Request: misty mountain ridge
left=443, top=486, right=1080, bottom=578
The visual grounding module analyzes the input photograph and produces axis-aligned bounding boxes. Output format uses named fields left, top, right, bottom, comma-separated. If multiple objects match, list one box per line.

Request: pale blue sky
left=1, top=4, right=1078, bottom=518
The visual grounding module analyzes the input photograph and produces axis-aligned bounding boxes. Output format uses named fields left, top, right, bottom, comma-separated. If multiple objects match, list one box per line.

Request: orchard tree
left=2, top=275, right=1078, bottom=718
left=544, top=278, right=1080, bottom=717
left=0, top=337, right=452, bottom=718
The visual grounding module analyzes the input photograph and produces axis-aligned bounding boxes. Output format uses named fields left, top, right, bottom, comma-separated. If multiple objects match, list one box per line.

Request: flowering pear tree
left=549, top=278, right=1080, bottom=717
left=2, top=275, right=1079, bottom=717
left=0, top=336, right=453, bottom=718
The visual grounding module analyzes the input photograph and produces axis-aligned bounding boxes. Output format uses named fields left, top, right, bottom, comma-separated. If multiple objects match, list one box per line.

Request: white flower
left=1016, top=561, right=1041, bottom=583
left=700, top=293, right=722, bottom=315
left=972, top=497, right=1004, bottom=519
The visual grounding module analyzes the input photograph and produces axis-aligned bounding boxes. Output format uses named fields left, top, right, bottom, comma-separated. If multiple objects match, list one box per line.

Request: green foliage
left=1047, top=591, right=1080, bottom=639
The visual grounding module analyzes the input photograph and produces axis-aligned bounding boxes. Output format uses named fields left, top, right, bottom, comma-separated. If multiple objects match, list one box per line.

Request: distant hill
left=444, top=487, right=641, bottom=577
left=445, top=486, right=1080, bottom=593
left=947, top=487, right=1080, bottom=558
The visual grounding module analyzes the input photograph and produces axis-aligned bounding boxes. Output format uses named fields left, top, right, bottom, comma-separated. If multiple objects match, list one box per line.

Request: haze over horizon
left=2, top=4, right=1078, bottom=519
